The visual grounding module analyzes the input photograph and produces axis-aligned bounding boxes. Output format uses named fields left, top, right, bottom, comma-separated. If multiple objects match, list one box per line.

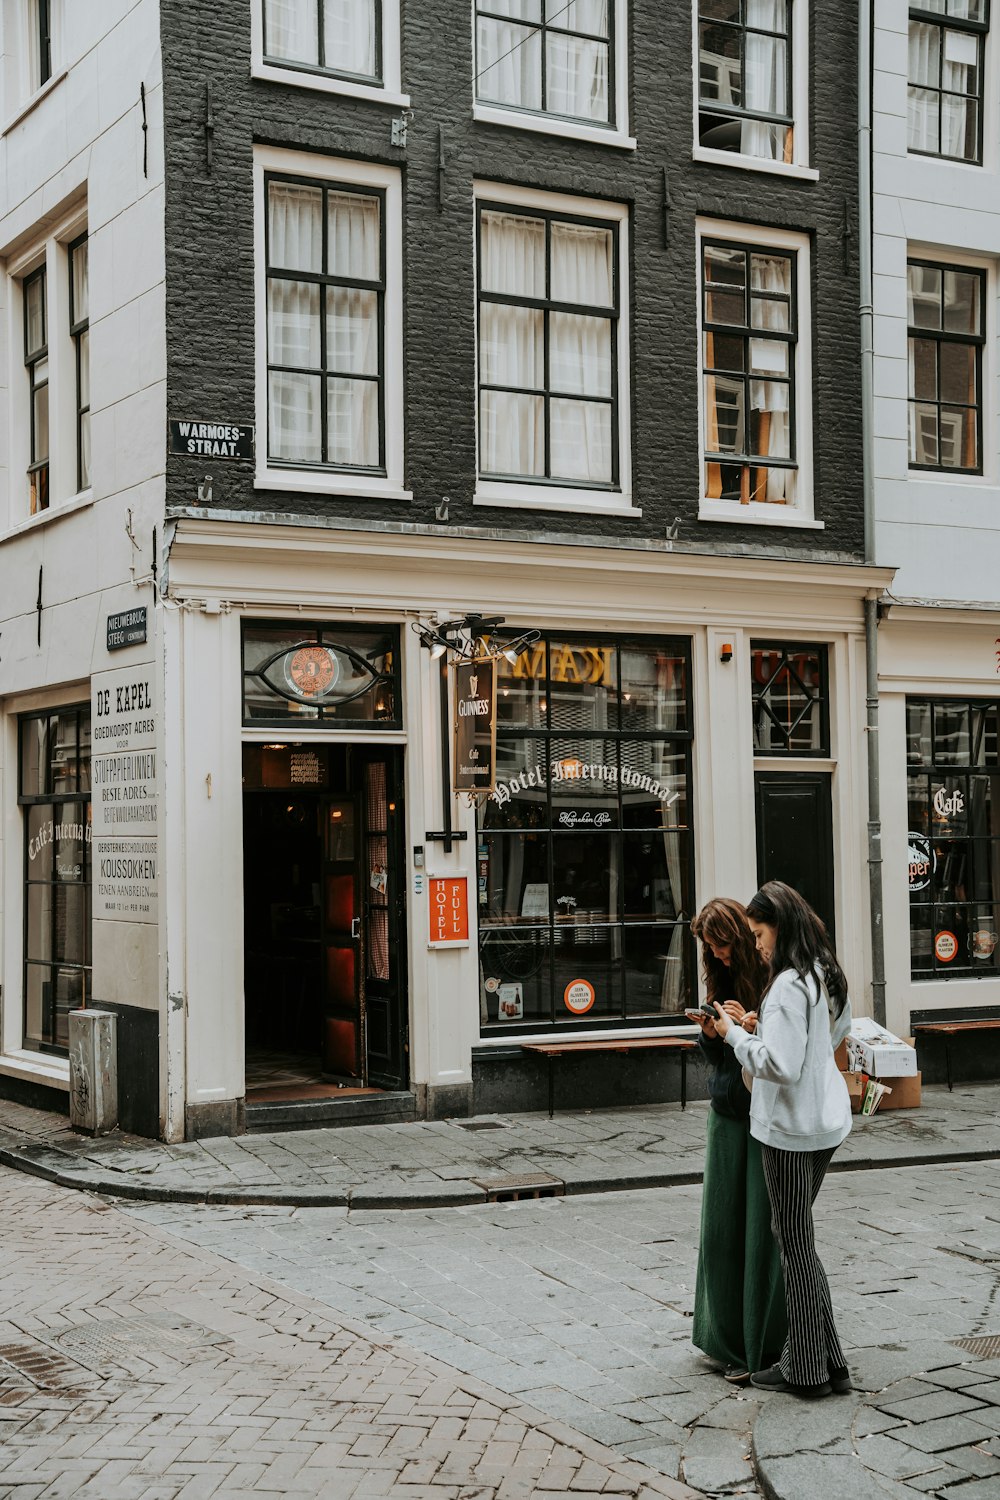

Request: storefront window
left=907, top=697, right=1000, bottom=979
left=19, top=707, right=92, bottom=1053
left=479, top=634, right=693, bottom=1031
left=242, top=621, right=400, bottom=727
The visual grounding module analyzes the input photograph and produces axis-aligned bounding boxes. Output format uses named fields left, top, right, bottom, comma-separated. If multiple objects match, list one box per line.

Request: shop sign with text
left=453, top=659, right=497, bottom=794
left=428, top=876, right=470, bottom=946
left=91, top=663, right=159, bottom=922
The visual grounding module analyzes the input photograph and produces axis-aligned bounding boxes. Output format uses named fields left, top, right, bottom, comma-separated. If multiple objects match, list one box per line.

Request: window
left=906, top=698, right=1000, bottom=980
left=24, top=265, right=49, bottom=515
left=908, top=1, right=988, bottom=163
left=265, top=175, right=385, bottom=472
left=19, top=707, right=92, bottom=1054
left=476, top=1, right=612, bottom=126
left=701, top=237, right=797, bottom=506
left=751, top=643, right=829, bottom=754
left=476, top=198, right=621, bottom=494
left=29, top=0, right=52, bottom=91
left=263, top=0, right=379, bottom=83
left=242, top=621, right=401, bottom=727
left=252, top=1, right=406, bottom=105
left=697, top=0, right=794, bottom=162
left=69, top=236, right=90, bottom=493
left=255, top=150, right=405, bottom=499
left=907, top=260, right=984, bottom=472
left=478, top=634, right=694, bottom=1031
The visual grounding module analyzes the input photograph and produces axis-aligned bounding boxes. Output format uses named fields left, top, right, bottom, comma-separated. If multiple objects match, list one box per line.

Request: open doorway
left=242, top=742, right=407, bottom=1103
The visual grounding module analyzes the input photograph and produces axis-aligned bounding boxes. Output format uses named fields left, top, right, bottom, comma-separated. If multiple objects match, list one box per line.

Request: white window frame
left=250, top=0, right=409, bottom=108
left=472, top=3, right=635, bottom=151
left=695, top=216, right=819, bottom=529
left=3, top=203, right=90, bottom=534
left=904, top=245, right=997, bottom=489
left=253, top=146, right=409, bottom=502
left=0, top=0, right=66, bottom=132
left=472, top=179, right=634, bottom=518
left=691, top=0, right=816, bottom=180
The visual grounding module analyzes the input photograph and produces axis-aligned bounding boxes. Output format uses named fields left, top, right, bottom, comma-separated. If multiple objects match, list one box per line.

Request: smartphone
left=684, top=1005, right=716, bottom=1020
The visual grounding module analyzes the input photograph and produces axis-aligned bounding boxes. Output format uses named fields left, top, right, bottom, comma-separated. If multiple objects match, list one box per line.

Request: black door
left=356, top=751, right=407, bottom=1089
left=754, top=771, right=835, bottom=941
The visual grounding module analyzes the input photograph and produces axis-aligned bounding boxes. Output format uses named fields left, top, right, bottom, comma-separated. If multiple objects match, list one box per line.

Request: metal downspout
left=860, top=0, right=886, bottom=1024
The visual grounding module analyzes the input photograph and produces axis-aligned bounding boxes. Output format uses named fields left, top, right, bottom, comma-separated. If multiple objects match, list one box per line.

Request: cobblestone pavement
left=127, top=1159, right=1000, bottom=1500
left=0, top=1165, right=704, bottom=1499
left=0, top=1083, right=998, bottom=1207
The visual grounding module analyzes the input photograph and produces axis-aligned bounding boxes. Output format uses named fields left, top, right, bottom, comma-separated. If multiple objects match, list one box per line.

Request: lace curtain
left=265, top=0, right=377, bottom=78
left=740, top=0, right=787, bottom=160
left=480, top=211, right=613, bottom=483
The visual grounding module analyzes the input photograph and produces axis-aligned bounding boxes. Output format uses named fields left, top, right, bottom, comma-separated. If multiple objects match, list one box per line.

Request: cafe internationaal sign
left=453, top=659, right=498, bottom=794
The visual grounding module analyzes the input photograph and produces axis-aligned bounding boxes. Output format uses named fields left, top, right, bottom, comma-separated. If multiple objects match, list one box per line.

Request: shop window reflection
left=478, top=632, right=694, bottom=1032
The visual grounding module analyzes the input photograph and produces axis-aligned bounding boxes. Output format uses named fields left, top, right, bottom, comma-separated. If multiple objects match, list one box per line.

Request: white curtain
left=266, top=0, right=377, bottom=77
left=265, top=0, right=319, bottom=64
left=324, top=0, right=377, bottom=78
left=749, top=254, right=793, bottom=502
left=940, top=26, right=977, bottom=156
left=741, top=0, right=786, bottom=160
left=268, top=185, right=379, bottom=466
left=477, top=8, right=542, bottom=110
left=907, top=22, right=940, bottom=152
left=549, top=222, right=613, bottom=482
left=477, top=1, right=609, bottom=122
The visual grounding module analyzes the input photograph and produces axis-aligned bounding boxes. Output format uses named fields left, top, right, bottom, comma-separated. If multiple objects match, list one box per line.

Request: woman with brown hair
left=690, top=898, right=786, bottom=1384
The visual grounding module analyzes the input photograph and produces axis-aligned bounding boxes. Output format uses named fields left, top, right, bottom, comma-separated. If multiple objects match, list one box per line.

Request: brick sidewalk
left=0, top=1082, right=998, bottom=1209
left=0, top=1165, right=702, bottom=1499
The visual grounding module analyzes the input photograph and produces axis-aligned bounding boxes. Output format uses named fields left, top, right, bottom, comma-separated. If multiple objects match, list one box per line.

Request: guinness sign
left=453, top=658, right=497, bottom=794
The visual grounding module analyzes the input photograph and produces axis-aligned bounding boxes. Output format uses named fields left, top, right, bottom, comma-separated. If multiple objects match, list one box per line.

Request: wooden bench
left=911, top=1019, right=1000, bottom=1092
left=521, top=1036, right=698, bottom=1119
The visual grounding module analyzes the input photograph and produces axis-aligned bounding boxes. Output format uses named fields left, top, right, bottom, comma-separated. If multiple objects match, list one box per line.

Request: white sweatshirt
left=723, top=965, right=853, bottom=1153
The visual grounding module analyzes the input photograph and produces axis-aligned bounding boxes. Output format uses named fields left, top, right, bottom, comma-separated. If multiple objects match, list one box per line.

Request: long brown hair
left=691, top=897, right=767, bottom=1012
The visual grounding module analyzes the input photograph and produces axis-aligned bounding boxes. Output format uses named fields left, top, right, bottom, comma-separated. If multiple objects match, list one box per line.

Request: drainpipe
left=860, top=0, right=887, bottom=1024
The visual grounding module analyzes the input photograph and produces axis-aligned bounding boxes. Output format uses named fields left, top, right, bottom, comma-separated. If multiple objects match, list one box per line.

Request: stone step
left=244, top=1091, right=417, bottom=1133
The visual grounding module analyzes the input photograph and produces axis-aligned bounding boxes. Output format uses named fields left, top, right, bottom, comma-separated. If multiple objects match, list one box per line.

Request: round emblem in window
left=285, top=645, right=339, bottom=700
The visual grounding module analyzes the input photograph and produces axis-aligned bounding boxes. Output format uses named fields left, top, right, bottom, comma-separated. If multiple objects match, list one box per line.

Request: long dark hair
left=746, top=880, right=848, bottom=1016
left=691, top=897, right=767, bottom=1012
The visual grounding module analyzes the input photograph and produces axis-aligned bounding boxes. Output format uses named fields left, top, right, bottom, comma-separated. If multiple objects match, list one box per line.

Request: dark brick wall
left=159, top=1, right=863, bottom=559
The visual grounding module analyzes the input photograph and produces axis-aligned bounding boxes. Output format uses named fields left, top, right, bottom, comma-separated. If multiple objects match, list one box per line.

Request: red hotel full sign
left=428, top=876, right=470, bottom=946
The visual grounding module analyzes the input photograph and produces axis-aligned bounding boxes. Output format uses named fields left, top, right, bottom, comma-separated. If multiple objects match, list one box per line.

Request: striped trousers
left=760, top=1144, right=847, bottom=1387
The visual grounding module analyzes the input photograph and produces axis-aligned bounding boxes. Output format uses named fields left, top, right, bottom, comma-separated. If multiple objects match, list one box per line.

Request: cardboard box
left=844, top=1069, right=921, bottom=1112
left=846, top=1018, right=917, bottom=1077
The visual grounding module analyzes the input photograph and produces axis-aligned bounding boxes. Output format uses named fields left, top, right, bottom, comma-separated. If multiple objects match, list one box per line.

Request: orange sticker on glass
left=564, top=978, right=595, bottom=1015
left=934, top=930, right=958, bottom=963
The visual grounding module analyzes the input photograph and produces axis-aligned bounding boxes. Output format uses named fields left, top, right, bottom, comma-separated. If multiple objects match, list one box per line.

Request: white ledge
left=698, top=502, right=824, bottom=529
left=0, top=1051, right=69, bottom=1091
left=0, top=489, right=95, bottom=543
left=473, top=102, right=636, bottom=150
left=251, top=60, right=408, bottom=108
left=692, top=145, right=819, bottom=181
left=2, top=69, right=68, bottom=134
left=475, top=481, right=639, bottom=517
left=255, top=471, right=411, bottom=502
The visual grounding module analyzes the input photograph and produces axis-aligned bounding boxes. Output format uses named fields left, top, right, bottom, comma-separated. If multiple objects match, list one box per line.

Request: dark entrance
left=242, top=743, right=407, bottom=1094
left=754, top=771, right=836, bottom=940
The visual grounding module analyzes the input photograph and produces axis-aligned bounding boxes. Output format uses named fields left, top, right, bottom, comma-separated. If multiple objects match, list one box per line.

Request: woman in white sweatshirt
left=710, top=881, right=852, bottom=1399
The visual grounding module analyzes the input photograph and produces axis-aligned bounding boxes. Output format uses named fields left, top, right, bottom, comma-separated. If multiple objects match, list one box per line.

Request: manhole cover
left=55, top=1314, right=230, bottom=1372
left=471, top=1172, right=564, bottom=1202
left=952, top=1333, right=1000, bottom=1359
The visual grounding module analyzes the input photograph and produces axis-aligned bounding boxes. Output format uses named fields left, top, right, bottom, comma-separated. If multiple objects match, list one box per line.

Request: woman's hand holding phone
left=684, top=1006, right=717, bottom=1037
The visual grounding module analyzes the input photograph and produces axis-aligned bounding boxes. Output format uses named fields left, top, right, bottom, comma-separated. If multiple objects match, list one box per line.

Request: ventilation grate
left=472, top=1172, right=564, bottom=1203
left=951, top=1334, right=1000, bottom=1359
left=452, top=1119, right=510, bottom=1132
left=0, top=1342, right=91, bottom=1393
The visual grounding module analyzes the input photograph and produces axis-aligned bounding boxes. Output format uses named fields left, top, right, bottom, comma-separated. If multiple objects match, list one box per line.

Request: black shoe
left=750, top=1363, right=832, bottom=1398
left=829, top=1365, right=852, bottom=1394
left=724, top=1365, right=751, bottom=1385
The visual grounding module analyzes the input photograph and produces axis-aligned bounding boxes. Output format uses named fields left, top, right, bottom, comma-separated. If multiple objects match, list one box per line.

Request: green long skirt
left=692, top=1109, right=787, bottom=1374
